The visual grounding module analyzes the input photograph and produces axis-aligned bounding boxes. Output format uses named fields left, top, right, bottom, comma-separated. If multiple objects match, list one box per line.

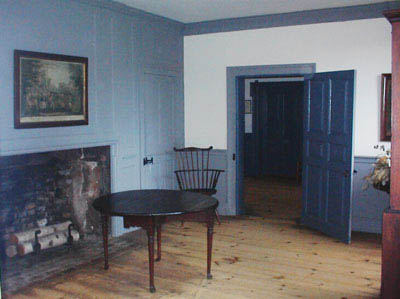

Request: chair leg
left=215, top=209, right=221, bottom=225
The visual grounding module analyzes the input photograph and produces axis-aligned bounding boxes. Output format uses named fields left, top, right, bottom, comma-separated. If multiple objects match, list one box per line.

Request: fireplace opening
left=0, top=146, right=111, bottom=257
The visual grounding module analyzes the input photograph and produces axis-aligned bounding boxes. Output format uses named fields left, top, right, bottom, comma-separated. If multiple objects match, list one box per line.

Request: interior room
left=243, top=77, right=304, bottom=220
left=1, top=0, right=400, bottom=297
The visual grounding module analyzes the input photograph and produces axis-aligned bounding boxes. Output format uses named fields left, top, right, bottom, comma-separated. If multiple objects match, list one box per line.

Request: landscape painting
left=14, top=50, right=88, bottom=128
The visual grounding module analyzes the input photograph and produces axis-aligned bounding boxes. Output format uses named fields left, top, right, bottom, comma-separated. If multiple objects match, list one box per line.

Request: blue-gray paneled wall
left=210, top=150, right=228, bottom=215
left=352, top=156, right=390, bottom=234
left=0, top=0, right=184, bottom=189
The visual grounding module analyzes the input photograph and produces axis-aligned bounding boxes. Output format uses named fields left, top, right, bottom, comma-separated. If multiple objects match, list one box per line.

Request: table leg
left=156, top=224, right=161, bottom=262
left=207, top=210, right=215, bottom=279
left=101, top=213, right=109, bottom=270
left=147, top=224, right=156, bottom=293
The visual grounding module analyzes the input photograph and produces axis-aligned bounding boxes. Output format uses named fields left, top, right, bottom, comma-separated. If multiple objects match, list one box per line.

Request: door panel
left=304, top=163, right=323, bottom=218
left=326, top=170, right=346, bottom=225
left=141, top=156, right=175, bottom=189
left=309, top=80, right=325, bottom=134
left=302, top=70, right=355, bottom=243
left=330, top=80, right=348, bottom=135
left=140, top=70, right=178, bottom=190
left=250, top=81, right=303, bottom=178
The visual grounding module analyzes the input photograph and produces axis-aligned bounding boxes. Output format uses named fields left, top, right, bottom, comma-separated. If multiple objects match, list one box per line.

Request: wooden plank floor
left=6, top=216, right=381, bottom=298
left=244, top=176, right=302, bottom=220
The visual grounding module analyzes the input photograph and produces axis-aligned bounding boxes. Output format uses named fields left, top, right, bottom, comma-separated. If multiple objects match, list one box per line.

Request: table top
left=92, top=189, right=219, bottom=217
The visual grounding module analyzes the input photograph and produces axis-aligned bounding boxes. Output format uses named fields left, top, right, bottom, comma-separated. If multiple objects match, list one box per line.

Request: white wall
left=184, top=18, right=392, bottom=156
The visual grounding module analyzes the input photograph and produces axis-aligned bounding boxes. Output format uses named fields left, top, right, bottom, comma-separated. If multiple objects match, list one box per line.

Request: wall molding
left=0, top=139, right=118, bottom=157
left=355, top=156, right=379, bottom=164
left=184, top=1, right=400, bottom=36
left=72, top=0, right=183, bottom=28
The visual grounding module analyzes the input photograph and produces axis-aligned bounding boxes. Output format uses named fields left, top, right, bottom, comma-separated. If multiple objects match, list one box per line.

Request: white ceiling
left=115, top=0, right=396, bottom=23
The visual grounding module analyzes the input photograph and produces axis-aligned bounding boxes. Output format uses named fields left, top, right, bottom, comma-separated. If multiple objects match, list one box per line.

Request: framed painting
left=14, top=50, right=88, bottom=129
left=380, top=73, right=392, bottom=141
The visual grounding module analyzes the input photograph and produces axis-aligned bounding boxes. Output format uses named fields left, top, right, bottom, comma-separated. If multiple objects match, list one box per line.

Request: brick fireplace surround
left=0, top=146, right=145, bottom=294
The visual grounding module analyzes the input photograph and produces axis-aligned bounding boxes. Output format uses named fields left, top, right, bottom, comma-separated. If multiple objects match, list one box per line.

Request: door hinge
left=232, top=154, right=236, bottom=161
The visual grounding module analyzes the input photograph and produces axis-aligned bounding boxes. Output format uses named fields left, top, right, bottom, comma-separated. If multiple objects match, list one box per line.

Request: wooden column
left=382, top=9, right=400, bottom=299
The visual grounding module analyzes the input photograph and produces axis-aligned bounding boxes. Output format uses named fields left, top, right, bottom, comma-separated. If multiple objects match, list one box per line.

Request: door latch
left=143, top=157, right=153, bottom=165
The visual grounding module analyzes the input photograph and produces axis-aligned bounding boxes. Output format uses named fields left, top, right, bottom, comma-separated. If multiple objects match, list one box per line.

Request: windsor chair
left=173, top=146, right=224, bottom=224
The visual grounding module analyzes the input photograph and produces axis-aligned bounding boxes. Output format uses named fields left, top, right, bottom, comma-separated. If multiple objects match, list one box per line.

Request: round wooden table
left=93, top=189, right=219, bottom=293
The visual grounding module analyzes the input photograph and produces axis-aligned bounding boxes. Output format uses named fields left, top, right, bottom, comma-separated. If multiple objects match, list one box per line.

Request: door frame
left=226, top=63, right=316, bottom=215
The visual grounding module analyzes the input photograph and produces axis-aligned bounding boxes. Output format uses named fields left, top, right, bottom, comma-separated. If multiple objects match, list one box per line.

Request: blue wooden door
left=140, top=68, right=179, bottom=190
left=302, top=70, right=355, bottom=243
left=256, top=81, right=303, bottom=177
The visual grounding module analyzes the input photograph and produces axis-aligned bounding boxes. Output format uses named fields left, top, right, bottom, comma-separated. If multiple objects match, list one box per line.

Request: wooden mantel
left=381, top=9, right=400, bottom=299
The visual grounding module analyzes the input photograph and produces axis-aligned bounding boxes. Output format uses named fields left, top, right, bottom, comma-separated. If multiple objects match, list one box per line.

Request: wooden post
left=382, top=9, right=400, bottom=299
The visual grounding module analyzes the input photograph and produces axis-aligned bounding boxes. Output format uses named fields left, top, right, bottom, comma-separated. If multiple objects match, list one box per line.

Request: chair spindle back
left=173, top=146, right=223, bottom=194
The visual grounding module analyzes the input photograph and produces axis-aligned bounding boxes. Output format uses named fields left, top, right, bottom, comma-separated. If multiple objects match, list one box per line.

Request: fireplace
left=0, top=146, right=111, bottom=260
left=0, top=145, right=147, bottom=294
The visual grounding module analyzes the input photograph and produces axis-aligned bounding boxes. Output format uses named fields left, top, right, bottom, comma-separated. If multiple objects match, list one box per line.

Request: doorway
left=243, top=78, right=304, bottom=220
left=226, top=63, right=316, bottom=216
left=228, top=65, right=355, bottom=243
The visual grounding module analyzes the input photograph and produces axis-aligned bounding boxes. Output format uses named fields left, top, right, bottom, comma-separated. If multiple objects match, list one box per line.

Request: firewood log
left=10, top=221, right=72, bottom=244
left=5, top=245, right=18, bottom=258
left=17, top=229, right=80, bottom=256
left=10, top=226, right=55, bottom=244
left=53, top=221, right=74, bottom=232
left=17, top=241, right=34, bottom=255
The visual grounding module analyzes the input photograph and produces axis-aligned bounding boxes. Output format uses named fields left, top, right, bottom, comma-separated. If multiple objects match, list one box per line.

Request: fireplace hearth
left=1, top=228, right=146, bottom=294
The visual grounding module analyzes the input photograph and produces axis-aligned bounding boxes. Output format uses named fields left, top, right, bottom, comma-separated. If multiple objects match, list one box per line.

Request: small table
left=92, top=189, right=218, bottom=293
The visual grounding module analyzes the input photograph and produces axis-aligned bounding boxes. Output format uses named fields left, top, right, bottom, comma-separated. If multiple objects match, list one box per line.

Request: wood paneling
left=0, top=0, right=184, bottom=198
left=7, top=217, right=381, bottom=298
left=352, top=157, right=390, bottom=234
left=386, top=11, right=400, bottom=209
left=382, top=9, right=400, bottom=298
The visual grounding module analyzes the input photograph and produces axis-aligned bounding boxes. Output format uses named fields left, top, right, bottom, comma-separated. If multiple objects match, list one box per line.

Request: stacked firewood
left=5, top=221, right=80, bottom=258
